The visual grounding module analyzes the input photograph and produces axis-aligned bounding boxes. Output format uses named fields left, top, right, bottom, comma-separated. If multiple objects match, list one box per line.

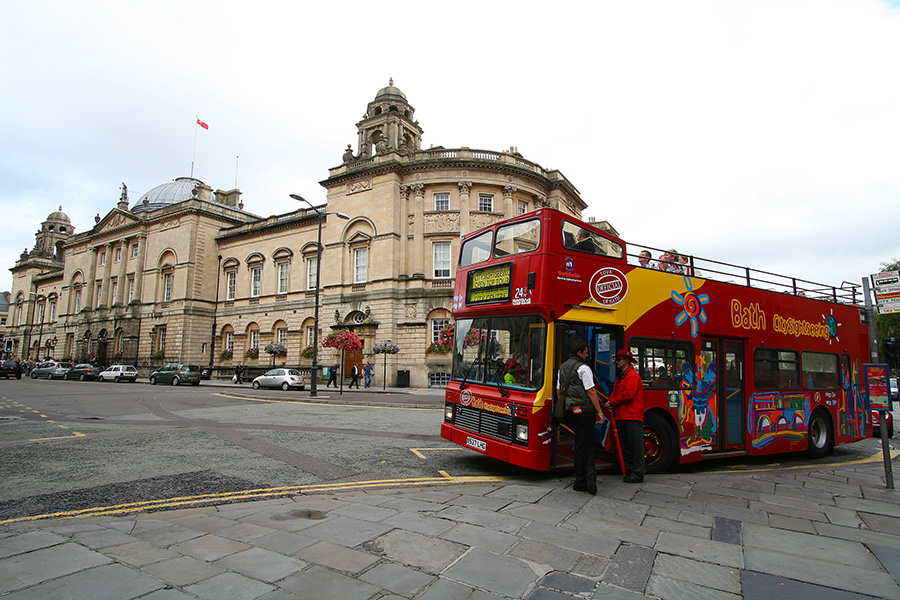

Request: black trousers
left=618, top=419, right=645, bottom=479
left=566, top=410, right=597, bottom=486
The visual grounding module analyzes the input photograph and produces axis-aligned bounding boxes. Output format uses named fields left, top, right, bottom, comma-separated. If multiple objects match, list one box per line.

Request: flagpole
left=191, top=116, right=198, bottom=179
left=235, top=155, right=239, bottom=189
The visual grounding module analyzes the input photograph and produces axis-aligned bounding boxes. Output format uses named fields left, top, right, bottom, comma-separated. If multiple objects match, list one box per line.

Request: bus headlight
left=444, top=403, right=454, bottom=422
left=515, top=423, right=528, bottom=442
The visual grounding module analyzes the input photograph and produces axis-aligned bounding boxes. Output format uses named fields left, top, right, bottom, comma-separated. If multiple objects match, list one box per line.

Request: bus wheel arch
left=643, top=410, right=678, bottom=474
left=807, top=408, right=834, bottom=458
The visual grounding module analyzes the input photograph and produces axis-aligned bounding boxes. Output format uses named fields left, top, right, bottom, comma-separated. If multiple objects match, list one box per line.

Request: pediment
left=94, top=209, right=139, bottom=234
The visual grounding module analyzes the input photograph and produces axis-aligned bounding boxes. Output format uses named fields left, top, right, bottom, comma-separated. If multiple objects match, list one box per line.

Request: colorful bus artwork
left=440, top=209, right=870, bottom=474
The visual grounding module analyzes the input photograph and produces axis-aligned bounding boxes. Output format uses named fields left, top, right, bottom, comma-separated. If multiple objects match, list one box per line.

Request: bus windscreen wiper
left=460, top=359, right=482, bottom=391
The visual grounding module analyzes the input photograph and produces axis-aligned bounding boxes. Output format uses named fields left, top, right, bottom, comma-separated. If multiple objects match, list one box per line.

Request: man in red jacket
left=608, top=349, right=645, bottom=483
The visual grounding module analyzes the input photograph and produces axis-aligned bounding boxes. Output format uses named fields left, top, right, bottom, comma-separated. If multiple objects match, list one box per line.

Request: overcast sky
left=3, top=0, right=899, bottom=294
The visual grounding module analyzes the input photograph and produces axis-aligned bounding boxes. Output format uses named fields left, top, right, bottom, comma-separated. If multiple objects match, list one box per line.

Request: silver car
left=97, top=365, right=139, bottom=383
left=30, top=361, right=73, bottom=379
left=252, top=368, right=306, bottom=391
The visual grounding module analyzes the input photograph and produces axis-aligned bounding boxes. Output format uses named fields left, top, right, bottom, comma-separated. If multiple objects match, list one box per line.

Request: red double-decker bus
left=440, top=208, right=870, bottom=473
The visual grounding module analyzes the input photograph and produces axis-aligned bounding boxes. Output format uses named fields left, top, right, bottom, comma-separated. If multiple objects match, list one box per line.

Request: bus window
left=630, top=338, right=694, bottom=389
left=754, top=348, right=800, bottom=390
left=459, top=230, right=493, bottom=267
left=452, top=315, right=547, bottom=391
left=494, top=218, right=541, bottom=257
left=561, top=220, right=623, bottom=258
left=802, top=352, right=839, bottom=389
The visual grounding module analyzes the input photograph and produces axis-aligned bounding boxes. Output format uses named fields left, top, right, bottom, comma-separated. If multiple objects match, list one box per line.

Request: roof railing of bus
left=627, top=247, right=861, bottom=305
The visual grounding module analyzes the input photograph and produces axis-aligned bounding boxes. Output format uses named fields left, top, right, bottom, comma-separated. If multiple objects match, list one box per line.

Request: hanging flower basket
left=427, top=322, right=454, bottom=354
left=301, top=344, right=316, bottom=359
left=373, top=341, right=400, bottom=355
left=264, top=343, right=288, bottom=356
left=220, top=350, right=233, bottom=360
left=245, top=347, right=259, bottom=359
left=322, top=329, right=363, bottom=351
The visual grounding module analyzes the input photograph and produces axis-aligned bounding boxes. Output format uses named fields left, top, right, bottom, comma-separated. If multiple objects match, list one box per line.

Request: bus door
left=699, top=338, right=746, bottom=451
left=551, top=322, right=624, bottom=468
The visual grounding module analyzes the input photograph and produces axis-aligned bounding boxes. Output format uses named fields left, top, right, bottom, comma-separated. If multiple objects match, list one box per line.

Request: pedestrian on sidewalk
left=233, top=362, right=244, bottom=384
left=363, top=362, right=374, bottom=388
left=349, top=363, right=360, bottom=388
left=326, top=364, right=338, bottom=388
left=557, top=339, right=605, bottom=495
left=608, top=349, right=645, bottom=483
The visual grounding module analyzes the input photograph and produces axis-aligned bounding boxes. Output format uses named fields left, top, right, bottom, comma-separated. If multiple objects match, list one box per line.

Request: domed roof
left=374, top=78, right=407, bottom=102
left=47, top=206, right=71, bottom=223
left=134, top=177, right=203, bottom=212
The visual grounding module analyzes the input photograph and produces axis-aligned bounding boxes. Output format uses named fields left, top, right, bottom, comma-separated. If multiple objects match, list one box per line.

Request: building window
left=37, top=303, right=45, bottom=324
left=49, top=300, right=56, bottom=322
left=115, top=247, right=122, bottom=262
left=163, top=273, right=173, bottom=302
left=131, top=244, right=139, bottom=259
left=307, top=257, right=318, bottom=290
left=277, top=328, right=288, bottom=346
left=518, top=200, right=528, bottom=215
left=127, top=278, right=135, bottom=303
left=74, top=289, right=82, bottom=312
left=353, top=248, right=368, bottom=284
left=250, top=330, right=260, bottom=349
left=306, top=326, right=315, bottom=346
left=95, top=282, right=103, bottom=308
left=434, top=193, right=450, bottom=211
left=110, top=280, right=118, bottom=305
left=158, top=327, right=167, bottom=352
left=225, top=332, right=235, bottom=352
left=226, top=271, right=236, bottom=301
left=433, top=242, right=451, bottom=278
left=115, top=330, right=124, bottom=354
left=251, top=267, right=261, bottom=297
left=432, top=318, right=449, bottom=343
left=278, top=262, right=290, bottom=294
left=99, top=251, right=107, bottom=266
left=478, top=194, right=494, bottom=212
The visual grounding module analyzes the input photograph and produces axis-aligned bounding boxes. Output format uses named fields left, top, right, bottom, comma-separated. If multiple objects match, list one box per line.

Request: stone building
left=7, top=81, right=587, bottom=386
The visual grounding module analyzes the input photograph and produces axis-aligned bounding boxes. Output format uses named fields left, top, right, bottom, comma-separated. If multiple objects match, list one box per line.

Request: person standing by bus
left=558, top=340, right=605, bottom=495
left=608, top=349, right=645, bottom=483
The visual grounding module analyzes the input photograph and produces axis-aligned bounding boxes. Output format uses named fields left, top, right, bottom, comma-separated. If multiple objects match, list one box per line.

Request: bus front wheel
left=644, top=412, right=677, bottom=474
left=807, top=409, right=834, bottom=458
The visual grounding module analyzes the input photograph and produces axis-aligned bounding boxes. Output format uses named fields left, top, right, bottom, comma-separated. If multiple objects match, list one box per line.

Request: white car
left=97, top=365, right=139, bottom=383
left=252, top=368, right=306, bottom=391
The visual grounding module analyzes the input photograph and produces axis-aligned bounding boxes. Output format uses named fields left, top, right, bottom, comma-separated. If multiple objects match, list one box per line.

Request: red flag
left=197, top=118, right=209, bottom=130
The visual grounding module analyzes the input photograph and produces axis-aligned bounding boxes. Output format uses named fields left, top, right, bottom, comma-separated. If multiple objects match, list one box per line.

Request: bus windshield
left=451, top=315, right=547, bottom=391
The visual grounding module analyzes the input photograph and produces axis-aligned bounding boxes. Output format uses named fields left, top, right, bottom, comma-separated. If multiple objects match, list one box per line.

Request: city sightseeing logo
left=589, top=267, right=628, bottom=306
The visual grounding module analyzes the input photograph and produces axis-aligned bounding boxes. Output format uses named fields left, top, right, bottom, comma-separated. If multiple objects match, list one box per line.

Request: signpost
left=864, top=363, right=894, bottom=489
left=872, top=270, right=900, bottom=315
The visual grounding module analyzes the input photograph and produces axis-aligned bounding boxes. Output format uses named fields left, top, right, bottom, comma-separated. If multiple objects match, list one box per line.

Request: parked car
left=149, top=363, right=201, bottom=386
left=64, top=363, right=104, bottom=381
left=97, top=365, right=138, bottom=383
left=872, top=409, right=894, bottom=438
left=252, top=368, right=306, bottom=391
left=30, top=361, right=73, bottom=379
left=0, top=360, right=23, bottom=379
left=892, top=377, right=899, bottom=402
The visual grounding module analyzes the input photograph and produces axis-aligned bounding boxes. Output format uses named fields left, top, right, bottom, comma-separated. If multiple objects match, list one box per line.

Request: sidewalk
left=2, top=457, right=900, bottom=599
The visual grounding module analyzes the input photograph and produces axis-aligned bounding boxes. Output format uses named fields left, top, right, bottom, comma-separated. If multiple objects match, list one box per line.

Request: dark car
left=0, top=360, right=23, bottom=379
left=149, top=363, right=201, bottom=386
left=64, top=363, right=104, bottom=381
left=30, top=361, right=74, bottom=379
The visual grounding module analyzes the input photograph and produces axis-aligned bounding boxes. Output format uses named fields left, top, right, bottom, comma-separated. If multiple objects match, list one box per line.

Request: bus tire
left=644, top=412, right=677, bottom=474
left=807, top=409, right=834, bottom=458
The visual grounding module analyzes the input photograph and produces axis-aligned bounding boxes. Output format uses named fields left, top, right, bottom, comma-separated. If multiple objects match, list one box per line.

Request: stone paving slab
left=1, top=563, right=164, bottom=600
left=443, top=547, right=538, bottom=598
left=0, top=542, right=112, bottom=594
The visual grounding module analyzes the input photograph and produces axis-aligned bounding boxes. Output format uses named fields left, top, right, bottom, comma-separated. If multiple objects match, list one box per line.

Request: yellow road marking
left=0, top=473, right=511, bottom=525
left=26, top=432, right=86, bottom=443
left=411, top=447, right=465, bottom=459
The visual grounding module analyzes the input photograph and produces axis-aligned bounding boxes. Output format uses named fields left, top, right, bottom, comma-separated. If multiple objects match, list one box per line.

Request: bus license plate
left=466, top=436, right=487, bottom=452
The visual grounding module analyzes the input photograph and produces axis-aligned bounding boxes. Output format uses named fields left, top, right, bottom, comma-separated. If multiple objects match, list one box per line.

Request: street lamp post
left=290, top=193, right=349, bottom=398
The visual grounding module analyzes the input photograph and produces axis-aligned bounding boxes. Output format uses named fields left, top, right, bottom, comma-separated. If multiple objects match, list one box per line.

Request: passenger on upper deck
left=573, top=228, right=599, bottom=254
left=638, top=250, right=654, bottom=269
left=657, top=250, right=684, bottom=274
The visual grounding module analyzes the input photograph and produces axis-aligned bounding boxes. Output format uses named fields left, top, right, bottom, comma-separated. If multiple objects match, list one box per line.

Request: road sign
left=872, top=270, right=900, bottom=314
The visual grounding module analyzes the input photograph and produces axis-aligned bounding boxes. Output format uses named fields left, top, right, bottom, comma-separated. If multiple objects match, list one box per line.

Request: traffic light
left=4, top=339, right=12, bottom=353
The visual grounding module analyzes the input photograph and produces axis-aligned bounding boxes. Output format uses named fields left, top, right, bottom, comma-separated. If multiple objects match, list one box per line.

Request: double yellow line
left=0, top=472, right=510, bottom=525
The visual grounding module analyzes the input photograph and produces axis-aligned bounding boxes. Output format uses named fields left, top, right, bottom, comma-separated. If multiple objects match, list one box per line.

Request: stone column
left=86, top=247, right=99, bottom=310
left=411, top=183, right=425, bottom=280
left=116, top=239, right=129, bottom=305
left=503, top=185, right=517, bottom=218
left=133, top=234, right=148, bottom=303
left=458, top=181, right=472, bottom=236
left=101, top=242, right=114, bottom=306
left=399, top=184, right=410, bottom=279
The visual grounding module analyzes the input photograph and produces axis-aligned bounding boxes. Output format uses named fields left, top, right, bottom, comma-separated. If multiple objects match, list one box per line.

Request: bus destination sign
left=467, top=263, right=512, bottom=305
